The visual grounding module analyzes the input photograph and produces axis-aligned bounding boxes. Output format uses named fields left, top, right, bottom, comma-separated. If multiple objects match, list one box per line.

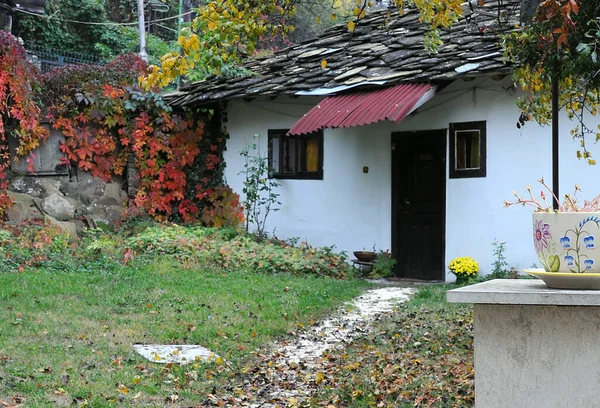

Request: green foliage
left=125, top=224, right=354, bottom=279
left=478, top=240, right=521, bottom=281
left=119, top=27, right=177, bottom=66
left=13, top=0, right=177, bottom=62
left=0, top=221, right=124, bottom=273
left=182, top=107, right=241, bottom=227
left=1, top=220, right=355, bottom=280
left=14, top=0, right=121, bottom=58
left=240, top=136, right=281, bottom=238
left=369, top=250, right=397, bottom=278
left=491, top=240, right=509, bottom=275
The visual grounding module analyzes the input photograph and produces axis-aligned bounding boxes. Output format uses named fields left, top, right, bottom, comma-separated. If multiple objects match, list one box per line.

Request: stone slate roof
left=166, top=0, right=521, bottom=108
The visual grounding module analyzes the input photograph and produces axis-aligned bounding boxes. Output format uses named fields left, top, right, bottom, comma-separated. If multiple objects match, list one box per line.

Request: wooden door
left=392, top=130, right=446, bottom=280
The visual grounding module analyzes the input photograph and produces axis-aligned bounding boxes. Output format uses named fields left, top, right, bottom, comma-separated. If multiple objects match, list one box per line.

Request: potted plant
left=353, top=246, right=377, bottom=262
left=505, top=178, right=600, bottom=288
left=448, top=256, right=479, bottom=285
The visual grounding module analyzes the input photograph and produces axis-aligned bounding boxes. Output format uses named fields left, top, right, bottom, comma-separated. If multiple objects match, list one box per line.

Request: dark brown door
left=392, top=130, right=446, bottom=280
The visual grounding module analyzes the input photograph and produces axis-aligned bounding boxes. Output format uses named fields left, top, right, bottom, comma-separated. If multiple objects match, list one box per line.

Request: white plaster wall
left=224, top=97, right=392, bottom=256
left=224, top=77, right=600, bottom=280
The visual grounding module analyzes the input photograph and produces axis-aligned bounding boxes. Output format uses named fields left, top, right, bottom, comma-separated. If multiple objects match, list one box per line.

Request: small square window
left=449, top=121, right=486, bottom=178
left=268, top=129, right=323, bottom=180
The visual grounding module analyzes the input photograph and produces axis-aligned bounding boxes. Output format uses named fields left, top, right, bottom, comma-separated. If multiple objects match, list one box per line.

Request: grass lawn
left=0, top=260, right=371, bottom=407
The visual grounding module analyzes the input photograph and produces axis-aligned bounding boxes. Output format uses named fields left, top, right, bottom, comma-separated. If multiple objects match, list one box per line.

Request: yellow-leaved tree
left=140, top=0, right=467, bottom=90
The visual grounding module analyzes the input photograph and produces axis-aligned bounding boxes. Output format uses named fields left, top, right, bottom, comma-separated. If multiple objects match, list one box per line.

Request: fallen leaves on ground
left=197, top=293, right=474, bottom=407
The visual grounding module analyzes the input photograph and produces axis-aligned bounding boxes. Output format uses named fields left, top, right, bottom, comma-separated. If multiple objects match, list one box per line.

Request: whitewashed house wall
left=224, top=76, right=600, bottom=281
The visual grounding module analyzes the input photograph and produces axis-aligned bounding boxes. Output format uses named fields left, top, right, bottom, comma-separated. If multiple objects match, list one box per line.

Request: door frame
left=391, top=129, right=447, bottom=281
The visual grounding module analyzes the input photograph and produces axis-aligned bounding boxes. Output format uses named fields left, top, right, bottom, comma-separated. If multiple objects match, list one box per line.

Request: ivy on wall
left=0, top=32, right=49, bottom=215
left=0, top=32, right=241, bottom=225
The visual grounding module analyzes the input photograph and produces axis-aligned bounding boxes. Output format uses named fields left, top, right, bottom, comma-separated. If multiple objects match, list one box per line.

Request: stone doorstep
left=133, top=344, right=218, bottom=365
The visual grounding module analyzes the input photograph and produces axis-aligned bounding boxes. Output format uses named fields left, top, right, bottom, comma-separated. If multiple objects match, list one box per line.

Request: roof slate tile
left=166, top=1, right=520, bottom=107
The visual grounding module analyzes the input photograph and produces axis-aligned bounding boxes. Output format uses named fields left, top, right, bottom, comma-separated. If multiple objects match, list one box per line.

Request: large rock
left=64, top=196, right=81, bottom=212
left=45, top=215, right=78, bottom=241
left=95, top=195, right=120, bottom=207
left=42, top=193, right=75, bottom=220
left=104, top=183, right=123, bottom=203
left=9, top=176, right=45, bottom=197
left=60, top=178, right=105, bottom=205
left=84, top=203, right=126, bottom=225
left=5, top=191, right=43, bottom=224
left=105, top=205, right=126, bottom=223
left=39, top=179, right=61, bottom=197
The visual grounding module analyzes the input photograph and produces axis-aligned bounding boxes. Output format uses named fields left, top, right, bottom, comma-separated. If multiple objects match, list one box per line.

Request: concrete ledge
left=447, top=279, right=600, bottom=306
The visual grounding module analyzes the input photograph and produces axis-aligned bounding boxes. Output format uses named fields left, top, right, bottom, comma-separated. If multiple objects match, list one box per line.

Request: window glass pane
left=470, top=133, right=480, bottom=168
left=284, top=137, right=297, bottom=173
left=271, top=136, right=280, bottom=173
left=455, top=130, right=480, bottom=170
left=268, top=129, right=323, bottom=179
left=306, top=137, right=319, bottom=172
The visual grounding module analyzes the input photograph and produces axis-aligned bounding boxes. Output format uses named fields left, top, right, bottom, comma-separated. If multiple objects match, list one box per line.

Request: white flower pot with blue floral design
left=533, top=212, right=600, bottom=273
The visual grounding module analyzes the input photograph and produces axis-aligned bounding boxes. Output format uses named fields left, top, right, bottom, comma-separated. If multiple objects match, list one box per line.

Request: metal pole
left=177, top=0, right=184, bottom=88
left=552, top=75, right=559, bottom=210
left=137, top=0, right=148, bottom=62
left=178, top=0, right=184, bottom=35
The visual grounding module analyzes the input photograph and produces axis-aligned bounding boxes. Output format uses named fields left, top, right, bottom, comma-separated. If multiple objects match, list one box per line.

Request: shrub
left=0, top=221, right=72, bottom=271
left=0, top=221, right=126, bottom=273
left=369, top=250, right=397, bottom=278
left=125, top=225, right=353, bottom=278
left=479, top=240, right=521, bottom=281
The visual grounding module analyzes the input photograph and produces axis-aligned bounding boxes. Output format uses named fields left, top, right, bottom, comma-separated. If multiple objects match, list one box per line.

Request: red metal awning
left=288, top=83, right=435, bottom=136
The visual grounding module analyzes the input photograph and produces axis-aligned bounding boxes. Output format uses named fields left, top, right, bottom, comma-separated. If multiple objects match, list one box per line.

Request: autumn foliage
left=0, top=33, right=242, bottom=225
left=0, top=32, right=48, bottom=214
left=502, top=0, right=600, bottom=163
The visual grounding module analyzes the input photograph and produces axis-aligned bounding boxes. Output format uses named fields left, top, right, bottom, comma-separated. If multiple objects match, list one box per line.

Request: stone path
left=241, top=285, right=414, bottom=406
left=279, top=286, right=414, bottom=364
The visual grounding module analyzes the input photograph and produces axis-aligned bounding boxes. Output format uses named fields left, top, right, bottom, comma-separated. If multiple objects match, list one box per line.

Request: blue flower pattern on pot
left=584, top=236, right=595, bottom=249
left=564, top=255, right=575, bottom=267
left=535, top=214, right=600, bottom=274
left=580, top=216, right=600, bottom=228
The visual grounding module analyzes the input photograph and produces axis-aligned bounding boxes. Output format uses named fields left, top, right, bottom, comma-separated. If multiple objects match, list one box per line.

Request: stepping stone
left=133, top=344, right=218, bottom=365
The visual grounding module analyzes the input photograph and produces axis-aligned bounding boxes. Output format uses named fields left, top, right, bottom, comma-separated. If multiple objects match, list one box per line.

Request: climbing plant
left=0, top=32, right=239, bottom=224
left=240, top=137, right=281, bottom=238
left=0, top=32, right=48, bottom=216
left=44, top=54, right=238, bottom=223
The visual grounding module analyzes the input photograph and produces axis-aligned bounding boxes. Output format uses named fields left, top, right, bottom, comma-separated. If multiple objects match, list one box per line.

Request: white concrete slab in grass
left=133, top=344, right=218, bottom=365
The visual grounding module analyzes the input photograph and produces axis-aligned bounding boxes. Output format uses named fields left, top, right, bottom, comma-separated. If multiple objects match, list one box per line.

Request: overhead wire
left=13, top=7, right=195, bottom=27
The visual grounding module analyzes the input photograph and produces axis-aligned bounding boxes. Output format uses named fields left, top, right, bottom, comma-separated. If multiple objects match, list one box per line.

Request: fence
left=24, top=43, right=105, bottom=73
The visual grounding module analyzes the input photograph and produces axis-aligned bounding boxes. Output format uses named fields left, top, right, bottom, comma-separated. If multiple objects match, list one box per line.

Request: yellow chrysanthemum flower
left=448, top=256, right=479, bottom=278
